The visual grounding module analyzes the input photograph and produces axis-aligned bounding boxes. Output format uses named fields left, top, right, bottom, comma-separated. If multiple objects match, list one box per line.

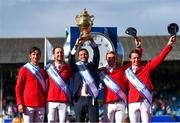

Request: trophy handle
left=75, top=15, right=81, bottom=26
left=90, top=15, right=95, bottom=23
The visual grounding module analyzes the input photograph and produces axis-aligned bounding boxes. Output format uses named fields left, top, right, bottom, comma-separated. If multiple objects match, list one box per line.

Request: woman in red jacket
left=16, top=46, right=46, bottom=123
left=125, top=35, right=176, bottom=122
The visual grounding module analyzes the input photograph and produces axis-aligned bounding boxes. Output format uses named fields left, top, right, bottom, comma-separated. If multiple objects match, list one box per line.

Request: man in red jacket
left=45, top=47, right=72, bottom=123
left=125, top=35, right=176, bottom=122
left=99, top=38, right=142, bottom=123
left=16, top=46, right=46, bottom=123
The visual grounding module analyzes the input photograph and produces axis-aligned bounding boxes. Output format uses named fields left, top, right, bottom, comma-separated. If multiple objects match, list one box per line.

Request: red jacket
left=16, top=65, right=47, bottom=107
left=46, top=63, right=72, bottom=103
left=102, top=48, right=142, bottom=103
left=102, top=64, right=130, bottom=103
left=126, top=45, right=172, bottom=104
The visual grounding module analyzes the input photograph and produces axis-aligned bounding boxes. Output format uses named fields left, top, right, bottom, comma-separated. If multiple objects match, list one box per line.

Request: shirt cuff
left=71, top=46, right=76, bottom=55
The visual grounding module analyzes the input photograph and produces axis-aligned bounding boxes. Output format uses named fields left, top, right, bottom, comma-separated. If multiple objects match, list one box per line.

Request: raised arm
left=135, top=37, right=143, bottom=57
left=87, top=37, right=100, bottom=69
left=148, top=35, right=176, bottom=70
left=68, top=38, right=82, bottom=72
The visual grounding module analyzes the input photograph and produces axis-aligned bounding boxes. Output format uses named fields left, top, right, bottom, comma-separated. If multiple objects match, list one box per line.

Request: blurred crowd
left=1, top=93, right=179, bottom=119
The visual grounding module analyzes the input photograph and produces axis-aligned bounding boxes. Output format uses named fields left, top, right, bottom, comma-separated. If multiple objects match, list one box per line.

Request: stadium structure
left=0, top=35, right=179, bottom=122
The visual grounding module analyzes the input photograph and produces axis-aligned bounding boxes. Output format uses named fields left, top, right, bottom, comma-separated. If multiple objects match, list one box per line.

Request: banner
left=44, top=37, right=54, bottom=66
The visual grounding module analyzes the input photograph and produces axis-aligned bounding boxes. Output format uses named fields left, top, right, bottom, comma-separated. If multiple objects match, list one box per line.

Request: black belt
left=79, top=96, right=93, bottom=100
left=79, top=96, right=97, bottom=105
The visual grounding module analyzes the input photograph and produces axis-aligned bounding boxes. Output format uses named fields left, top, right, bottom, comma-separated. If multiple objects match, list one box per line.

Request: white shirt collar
left=131, top=65, right=138, bottom=73
left=106, top=65, right=116, bottom=73
left=30, top=62, right=39, bottom=69
left=55, top=62, right=62, bottom=70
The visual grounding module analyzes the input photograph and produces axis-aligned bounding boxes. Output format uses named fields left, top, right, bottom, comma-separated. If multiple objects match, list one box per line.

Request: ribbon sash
left=99, top=71, right=127, bottom=104
left=46, top=64, right=71, bottom=101
left=125, top=67, right=152, bottom=105
left=24, top=63, right=46, bottom=94
left=76, top=62, right=99, bottom=98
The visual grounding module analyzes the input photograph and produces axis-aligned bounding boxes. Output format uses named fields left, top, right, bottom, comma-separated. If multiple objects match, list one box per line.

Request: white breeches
left=129, top=99, right=151, bottom=123
left=47, top=102, right=67, bottom=123
left=103, top=101, right=126, bottom=123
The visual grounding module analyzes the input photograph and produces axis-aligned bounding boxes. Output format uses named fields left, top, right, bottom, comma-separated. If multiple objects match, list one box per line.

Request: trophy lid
left=81, top=8, right=89, bottom=16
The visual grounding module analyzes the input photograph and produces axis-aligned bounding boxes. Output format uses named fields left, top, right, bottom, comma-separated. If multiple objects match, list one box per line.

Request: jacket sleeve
left=68, top=53, right=78, bottom=72
left=15, top=67, right=26, bottom=105
left=147, top=45, right=172, bottom=70
left=92, top=45, right=100, bottom=70
left=136, top=47, right=143, bottom=58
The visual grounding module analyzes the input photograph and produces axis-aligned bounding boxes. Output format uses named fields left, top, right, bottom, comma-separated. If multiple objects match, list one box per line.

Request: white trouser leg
left=47, top=102, right=67, bottom=123
left=23, top=107, right=45, bottom=123
left=47, top=102, right=56, bottom=123
left=129, top=102, right=141, bottom=123
left=103, top=103, right=115, bottom=122
left=140, top=99, right=151, bottom=122
left=115, top=102, right=126, bottom=123
left=57, top=103, right=67, bottom=122
left=47, top=102, right=58, bottom=123
left=103, top=101, right=126, bottom=123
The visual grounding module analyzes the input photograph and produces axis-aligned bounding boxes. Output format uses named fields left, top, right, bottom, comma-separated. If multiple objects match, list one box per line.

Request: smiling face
left=53, top=47, right=64, bottom=63
left=129, top=52, right=141, bottom=67
left=29, top=50, right=41, bottom=66
left=78, top=49, right=89, bottom=62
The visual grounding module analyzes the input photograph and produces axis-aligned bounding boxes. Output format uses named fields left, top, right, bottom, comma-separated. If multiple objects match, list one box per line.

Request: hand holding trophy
left=75, top=8, right=95, bottom=45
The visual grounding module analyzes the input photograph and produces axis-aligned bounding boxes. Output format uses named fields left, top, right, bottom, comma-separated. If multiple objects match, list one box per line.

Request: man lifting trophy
left=69, top=9, right=100, bottom=122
